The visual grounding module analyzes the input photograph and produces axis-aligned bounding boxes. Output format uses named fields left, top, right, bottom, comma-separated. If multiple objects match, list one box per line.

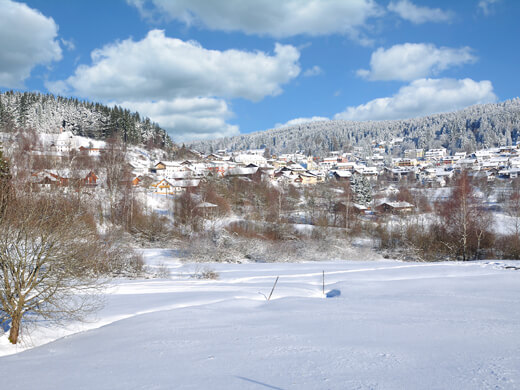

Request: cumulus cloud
left=388, top=0, right=453, bottom=24
left=357, top=43, right=477, bottom=81
left=118, top=98, right=239, bottom=142
left=275, top=116, right=330, bottom=128
left=335, top=78, right=497, bottom=121
left=47, top=30, right=300, bottom=102
left=47, top=30, right=302, bottom=140
left=0, top=0, right=62, bottom=87
left=127, top=0, right=382, bottom=39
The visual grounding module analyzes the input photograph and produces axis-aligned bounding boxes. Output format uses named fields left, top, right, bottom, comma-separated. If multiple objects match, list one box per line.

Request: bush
left=192, top=266, right=219, bottom=280
left=496, top=234, right=520, bottom=259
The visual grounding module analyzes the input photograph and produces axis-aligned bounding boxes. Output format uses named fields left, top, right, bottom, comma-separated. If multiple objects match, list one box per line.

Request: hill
left=0, top=91, right=172, bottom=148
left=188, top=99, right=520, bottom=156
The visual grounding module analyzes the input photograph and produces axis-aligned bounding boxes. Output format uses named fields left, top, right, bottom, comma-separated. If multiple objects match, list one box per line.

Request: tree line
left=189, top=98, right=520, bottom=156
left=0, top=91, right=172, bottom=148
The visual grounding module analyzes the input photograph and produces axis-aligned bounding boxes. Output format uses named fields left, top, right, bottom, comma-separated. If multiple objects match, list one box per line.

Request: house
left=352, top=203, right=370, bottom=214
left=355, top=166, right=379, bottom=179
left=375, top=201, right=414, bottom=214
left=128, top=161, right=149, bottom=176
left=78, top=146, right=102, bottom=157
left=154, top=161, right=181, bottom=176
left=293, top=171, right=319, bottom=185
left=425, top=148, right=447, bottom=161
left=233, top=153, right=267, bottom=167
left=53, top=130, right=77, bottom=154
left=207, top=161, right=230, bottom=176
left=498, top=168, right=520, bottom=179
left=393, top=158, right=417, bottom=168
left=225, top=166, right=259, bottom=178
left=80, top=171, right=98, bottom=186
left=152, top=178, right=201, bottom=194
left=385, top=167, right=416, bottom=182
left=335, top=162, right=358, bottom=172
left=404, top=149, right=424, bottom=159
left=132, top=176, right=142, bottom=186
left=30, top=170, right=67, bottom=188
left=152, top=179, right=175, bottom=195
left=332, top=170, right=352, bottom=181
left=170, top=179, right=201, bottom=193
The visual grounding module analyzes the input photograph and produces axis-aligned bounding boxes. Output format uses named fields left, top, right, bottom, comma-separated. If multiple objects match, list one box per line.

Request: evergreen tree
left=351, top=174, right=372, bottom=206
left=0, top=91, right=172, bottom=147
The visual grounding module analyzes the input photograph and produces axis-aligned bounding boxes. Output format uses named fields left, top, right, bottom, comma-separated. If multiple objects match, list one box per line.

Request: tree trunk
left=8, top=311, right=22, bottom=344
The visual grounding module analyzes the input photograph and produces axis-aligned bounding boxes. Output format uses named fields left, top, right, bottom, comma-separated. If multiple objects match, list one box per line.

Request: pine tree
left=351, top=174, right=372, bottom=206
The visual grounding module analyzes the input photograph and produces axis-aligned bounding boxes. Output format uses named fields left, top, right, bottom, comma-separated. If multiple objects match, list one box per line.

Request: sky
left=0, top=0, right=519, bottom=143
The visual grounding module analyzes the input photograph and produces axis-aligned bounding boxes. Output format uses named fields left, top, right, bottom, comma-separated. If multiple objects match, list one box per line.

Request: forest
left=0, top=91, right=172, bottom=148
left=189, top=98, right=520, bottom=156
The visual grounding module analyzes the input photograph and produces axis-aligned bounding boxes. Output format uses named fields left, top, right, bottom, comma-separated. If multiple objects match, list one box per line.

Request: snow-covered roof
left=156, top=161, right=181, bottom=168
left=378, top=201, right=414, bottom=208
left=333, top=170, right=352, bottom=178
left=226, top=167, right=258, bottom=176
left=171, top=179, right=201, bottom=188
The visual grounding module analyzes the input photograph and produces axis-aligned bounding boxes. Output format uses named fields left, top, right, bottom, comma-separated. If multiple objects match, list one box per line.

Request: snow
left=1, top=251, right=520, bottom=389
left=493, top=212, right=517, bottom=235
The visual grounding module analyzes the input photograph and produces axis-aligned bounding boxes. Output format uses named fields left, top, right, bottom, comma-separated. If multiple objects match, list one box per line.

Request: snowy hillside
left=189, top=99, right=520, bottom=156
left=0, top=91, right=172, bottom=147
left=1, top=250, right=519, bottom=389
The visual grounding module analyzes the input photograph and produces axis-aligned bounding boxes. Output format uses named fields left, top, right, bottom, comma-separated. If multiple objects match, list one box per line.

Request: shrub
left=192, top=266, right=219, bottom=280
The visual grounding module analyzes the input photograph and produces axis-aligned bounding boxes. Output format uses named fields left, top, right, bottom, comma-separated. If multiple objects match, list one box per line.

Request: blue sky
left=0, top=0, right=518, bottom=142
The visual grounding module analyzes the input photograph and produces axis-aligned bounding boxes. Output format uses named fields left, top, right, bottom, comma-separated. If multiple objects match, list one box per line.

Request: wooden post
left=268, top=276, right=279, bottom=301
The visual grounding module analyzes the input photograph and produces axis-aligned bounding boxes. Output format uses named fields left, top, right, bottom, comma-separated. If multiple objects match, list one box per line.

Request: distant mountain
left=0, top=91, right=172, bottom=148
left=188, top=99, right=520, bottom=156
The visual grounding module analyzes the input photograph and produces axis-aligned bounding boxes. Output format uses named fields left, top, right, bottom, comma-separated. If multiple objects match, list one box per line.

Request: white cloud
left=478, top=0, right=500, bottom=15
left=60, top=38, right=76, bottom=51
left=118, top=98, right=239, bottom=142
left=47, top=29, right=302, bottom=141
left=127, top=0, right=382, bottom=39
left=335, top=78, right=497, bottom=121
left=0, top=0, right=62, bottom=88
left=388, top=0, right=453, bottom=24
left=303, top=66, right=323, bottom=77
left=275, top=116, right=329, bottom=128
left=357, top=43, right=477, bottom=81
left=47, top=30, right=300, bottom=102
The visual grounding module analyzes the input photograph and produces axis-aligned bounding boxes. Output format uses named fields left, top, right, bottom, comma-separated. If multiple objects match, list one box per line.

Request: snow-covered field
left=1, top=250, right=519, bottom=389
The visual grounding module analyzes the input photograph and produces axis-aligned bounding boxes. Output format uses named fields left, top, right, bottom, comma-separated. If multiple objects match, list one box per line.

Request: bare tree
left=99, top=136, right=128, bottom=222
left=0, top=194, right=105, bottom=344
left=341, top=181, right=354, bottom=229
left=506, top=182, right=520, bottom=237
left=436, top=171, right=493, bottom=260
left=0, top=148, right=11, bottom=215
left=174, top=189, right=201, bottom=232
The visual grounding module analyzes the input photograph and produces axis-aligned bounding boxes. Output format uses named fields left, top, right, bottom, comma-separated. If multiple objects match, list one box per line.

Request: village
left=11, top=130, right=520, bottom=207
left=13, top=130, right=520, bottom=215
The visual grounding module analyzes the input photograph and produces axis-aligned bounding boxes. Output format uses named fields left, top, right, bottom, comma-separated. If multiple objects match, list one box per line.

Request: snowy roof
left=156, top=161, right=181, bottom=168
left=226, top=167, right=258, bottom=176
left=171, top=179, right=201, bottom=188
left=378, top=201, right=414, bottom=209
left=333, top=170, right=352, bottom=178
